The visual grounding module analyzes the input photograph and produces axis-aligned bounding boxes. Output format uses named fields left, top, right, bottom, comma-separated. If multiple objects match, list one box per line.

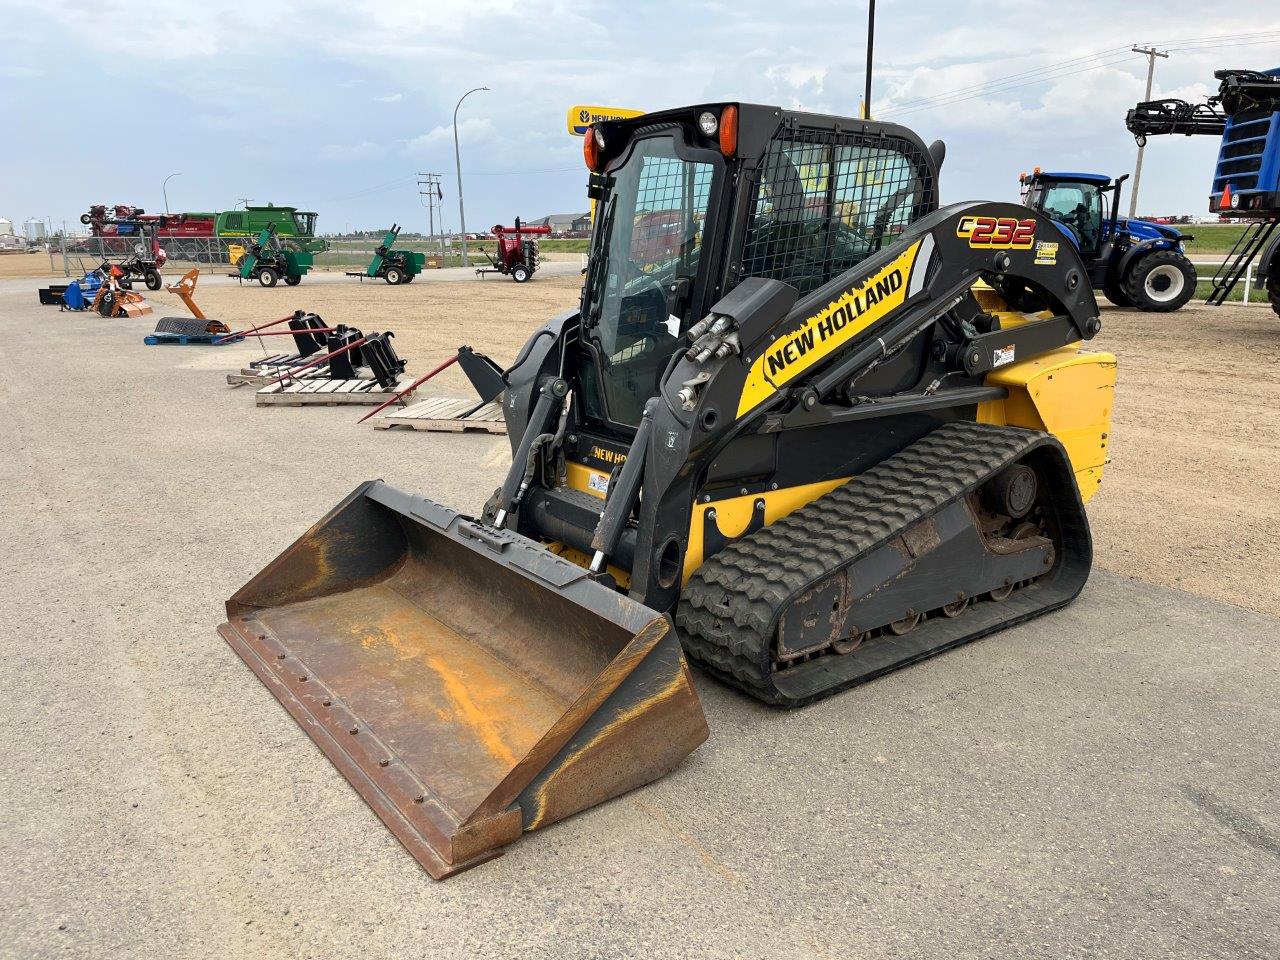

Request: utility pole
left=452, top=86, right=490, bottom=268
left=418, top=173, right=446, bottom=259
left=1129, top=46, right=1169, bottom=218
left=864, top=0, right=876, bottom=119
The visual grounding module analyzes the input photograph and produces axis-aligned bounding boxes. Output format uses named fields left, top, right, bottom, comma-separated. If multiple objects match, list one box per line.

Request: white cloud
left=374, top=93, right=404, bottom=102
left=405, top=117, right=497, bottom=153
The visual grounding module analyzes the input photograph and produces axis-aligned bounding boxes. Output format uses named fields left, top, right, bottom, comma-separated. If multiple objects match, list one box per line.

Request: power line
left=885, top=45, right=1133, bottom=111
left=882, top=53, right=1138, bottom=118
left=881, top=31, right=1280, bottom=120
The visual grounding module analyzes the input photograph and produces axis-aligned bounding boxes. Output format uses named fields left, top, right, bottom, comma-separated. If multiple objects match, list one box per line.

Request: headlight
left=594, top=127, right=605, bottom=149
left=698, top=111, right=718, bottom=136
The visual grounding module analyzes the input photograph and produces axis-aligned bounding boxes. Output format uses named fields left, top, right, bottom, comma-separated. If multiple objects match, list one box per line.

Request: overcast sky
left=2, top=1, right=1277, bottom=235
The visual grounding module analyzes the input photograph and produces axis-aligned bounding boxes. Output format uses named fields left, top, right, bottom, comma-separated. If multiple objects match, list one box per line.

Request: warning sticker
left=587, top=471, right=610, bottom=495
left=1034, top=241, right=1058, bottom=266
left=993, top=344, right=1016, bottom=368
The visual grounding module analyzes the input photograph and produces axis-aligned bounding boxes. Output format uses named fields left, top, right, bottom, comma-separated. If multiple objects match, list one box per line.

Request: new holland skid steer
left=220, top=103, right=1116, bottom=879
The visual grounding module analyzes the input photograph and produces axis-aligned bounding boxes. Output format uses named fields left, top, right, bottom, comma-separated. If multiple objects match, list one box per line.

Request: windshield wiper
left=582, top=192, right=620, bottom=329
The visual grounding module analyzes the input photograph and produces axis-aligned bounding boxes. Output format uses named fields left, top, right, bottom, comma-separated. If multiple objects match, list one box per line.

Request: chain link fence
left=58, top=235, right=334, bottom=276
left=55, top=234, right=502, bottom=275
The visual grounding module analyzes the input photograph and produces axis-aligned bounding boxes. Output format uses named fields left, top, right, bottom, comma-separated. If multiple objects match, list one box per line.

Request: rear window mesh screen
left=740, top=128, right=934, bottom=296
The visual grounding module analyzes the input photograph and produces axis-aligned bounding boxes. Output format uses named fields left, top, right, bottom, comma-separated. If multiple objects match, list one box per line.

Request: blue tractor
left=1018, top=169, right=1198, bottom=311
left=1127, top=68, right=1280, bottom=316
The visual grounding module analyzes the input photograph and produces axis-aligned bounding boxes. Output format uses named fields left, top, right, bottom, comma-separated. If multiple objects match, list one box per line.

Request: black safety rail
left=1207, top=218, right=1279, bottom=305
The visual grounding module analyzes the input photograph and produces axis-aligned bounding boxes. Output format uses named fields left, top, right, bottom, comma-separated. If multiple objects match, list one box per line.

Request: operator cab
left=1019, top=170, right=1117, bottom=258
left=292, top=211, right=318, bottom=236
left=579, top=103, right=940, bottom=431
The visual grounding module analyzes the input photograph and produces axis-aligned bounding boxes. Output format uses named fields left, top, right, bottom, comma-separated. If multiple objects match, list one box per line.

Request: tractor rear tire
left=1265, top=270, right=1280, bottom=319
left=385, top=266, right=405, bottom=285
left=258, top=268, right=279, bottom=288
left=512, top=264, right=531, bottom=283
left=1102, top=279, right=1132, bottom=308
left=284, top=275, right=302, bottom=286
left=144, top=269, right=163, bottom=291
left=1123, top=250, right=1196, bottom=312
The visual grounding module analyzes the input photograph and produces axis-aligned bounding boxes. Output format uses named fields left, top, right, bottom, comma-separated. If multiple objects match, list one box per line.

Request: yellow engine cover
left=977, top=344, right=1117, bottom=502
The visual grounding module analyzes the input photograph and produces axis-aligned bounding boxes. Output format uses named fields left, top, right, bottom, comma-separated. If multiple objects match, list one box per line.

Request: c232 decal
left=956, top=215, right=1036, bottom=249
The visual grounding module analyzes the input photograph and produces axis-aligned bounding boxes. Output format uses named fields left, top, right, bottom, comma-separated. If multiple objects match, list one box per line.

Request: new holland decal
left=736, top=240, right=924, bottom=418
left=955, top=215, right=1036, bottom=249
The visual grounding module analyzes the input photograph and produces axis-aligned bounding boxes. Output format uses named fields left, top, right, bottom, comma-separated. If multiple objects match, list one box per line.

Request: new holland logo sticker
left=735, top=240, right=923, bottom=419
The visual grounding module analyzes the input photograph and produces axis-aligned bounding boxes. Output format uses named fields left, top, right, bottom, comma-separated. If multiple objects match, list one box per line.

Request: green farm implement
left=346, top=225, right=425, bottom=284
left=230, top=224, right=313, bottom=287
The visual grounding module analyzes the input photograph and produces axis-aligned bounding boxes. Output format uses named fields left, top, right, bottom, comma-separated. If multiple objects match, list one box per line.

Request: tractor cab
left=1019, top=170, right=1121, bottom=259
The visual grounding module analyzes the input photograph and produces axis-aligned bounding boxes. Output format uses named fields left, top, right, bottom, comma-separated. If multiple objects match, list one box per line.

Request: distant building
left=24, top=219, right=47, bottom=240
left=526, top=213, right=591, bottom=235
left=0, top=218, right=13, bottom=236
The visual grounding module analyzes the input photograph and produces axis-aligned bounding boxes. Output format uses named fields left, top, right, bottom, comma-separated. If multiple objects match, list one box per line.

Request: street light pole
left=453, top=86, right=490, bottom=268
left=163, top=172, right=182, bottom=214
left=1129, top=46, right=1169, bottom=218
left=864, top=0, right=875, bottom=119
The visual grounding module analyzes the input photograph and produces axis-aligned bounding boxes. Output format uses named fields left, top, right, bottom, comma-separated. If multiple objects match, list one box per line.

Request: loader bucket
left=218, top=481, right=708, bottom=879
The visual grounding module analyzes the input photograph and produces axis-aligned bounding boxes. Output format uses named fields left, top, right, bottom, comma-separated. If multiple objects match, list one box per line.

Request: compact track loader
left=220, top=103, right=1116, bottom=878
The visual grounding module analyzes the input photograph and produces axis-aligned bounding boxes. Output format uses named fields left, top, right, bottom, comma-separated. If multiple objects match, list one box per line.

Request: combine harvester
left=346, top=225, right=425, bottom=284
left=219, top=102, right=1117, bottom=878
left=1126, top=67, right=1280, bottom=314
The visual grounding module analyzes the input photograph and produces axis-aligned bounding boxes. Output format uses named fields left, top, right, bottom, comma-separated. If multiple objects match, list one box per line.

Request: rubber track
left=675, top=421, right=1053, bottom=705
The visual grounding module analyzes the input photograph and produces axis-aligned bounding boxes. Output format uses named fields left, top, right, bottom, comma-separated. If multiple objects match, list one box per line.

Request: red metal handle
left=235, top=328, right=339, bottom=337
left=264, top=336, right=369, bottom=387
left=214, top=313, right=295, bottom=344
left=356, top=352, right=460, bottom=424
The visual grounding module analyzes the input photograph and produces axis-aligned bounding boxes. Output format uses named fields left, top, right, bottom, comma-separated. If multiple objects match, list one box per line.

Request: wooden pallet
left=145, top=332, right=242, bottom=346
left=373, top=396, right=507, bottom=434
left=256, top=378, right=412, bottom=406
left=228, top=364, right=329, bottom=386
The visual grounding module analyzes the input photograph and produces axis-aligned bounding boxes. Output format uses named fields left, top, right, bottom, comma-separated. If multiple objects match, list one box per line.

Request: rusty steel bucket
left=218, top=481, right=708, bottom=879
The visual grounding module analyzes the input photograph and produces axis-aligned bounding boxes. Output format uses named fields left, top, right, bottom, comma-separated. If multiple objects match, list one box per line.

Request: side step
left=1207, top=218, right=1278, bottom=306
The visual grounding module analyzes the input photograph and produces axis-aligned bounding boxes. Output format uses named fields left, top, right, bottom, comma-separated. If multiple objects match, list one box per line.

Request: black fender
left=1257, top=229, right=1280, bottom=282
left=1116, top=237, right=1184, bottom=280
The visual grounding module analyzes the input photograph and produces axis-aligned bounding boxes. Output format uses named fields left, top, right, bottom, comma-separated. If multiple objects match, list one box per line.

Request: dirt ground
left=163, top=273, right=581, bottom=397
left=141, top=276, right=1280, bottom=618
left=0, top=251, right=61, bottom=277
left=3, top=273, right=1278, bottom=960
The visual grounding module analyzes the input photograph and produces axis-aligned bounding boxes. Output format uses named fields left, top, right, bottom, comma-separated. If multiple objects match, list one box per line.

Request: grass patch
left=1179, top=223, right=1253, bottom=256
left=1192, top=279, right=1271, bottom=304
